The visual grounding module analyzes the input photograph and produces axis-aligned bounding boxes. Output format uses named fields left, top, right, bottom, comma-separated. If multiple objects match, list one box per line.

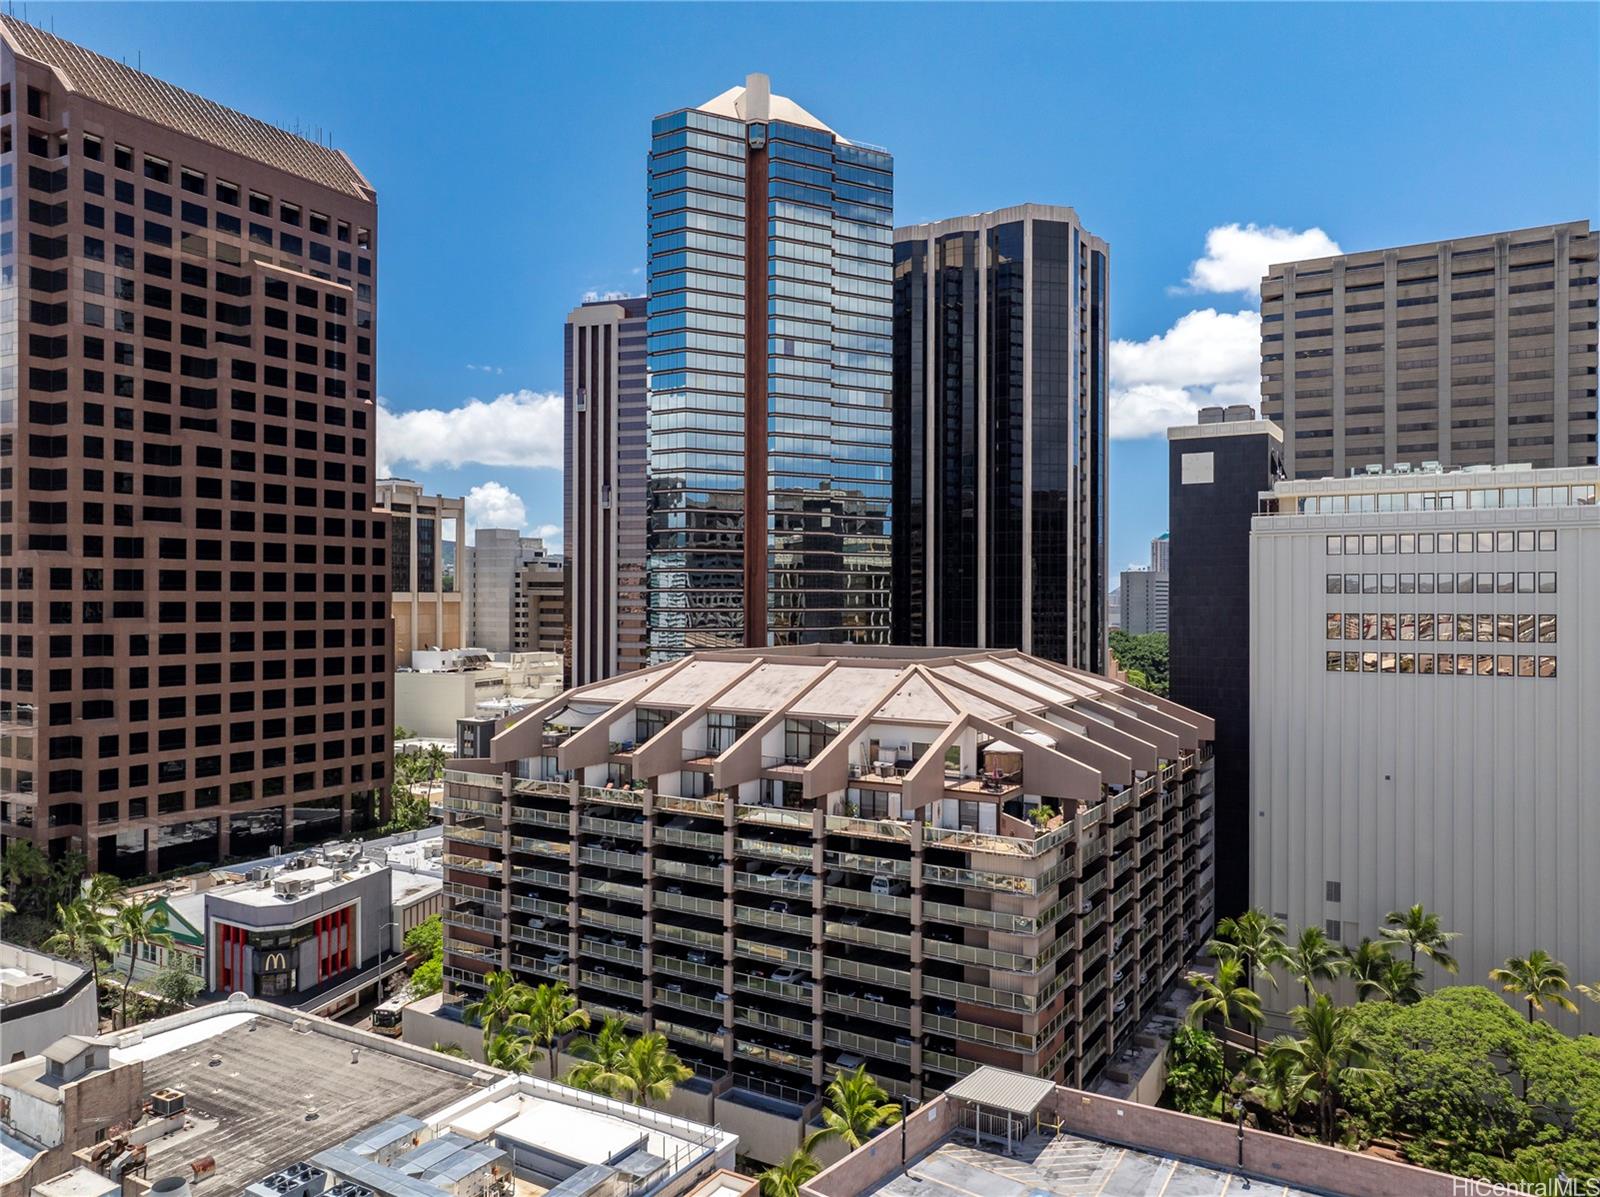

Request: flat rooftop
left=864, top=1128, right=1322, bottom=1197
left=126, top=1012, right=484, bottom=1192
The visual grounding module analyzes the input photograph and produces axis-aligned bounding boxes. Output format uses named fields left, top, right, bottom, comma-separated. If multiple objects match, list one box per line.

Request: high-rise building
left=891, top=205, right=1109, bottom=671
left=1252, top=463, right=1597, bottom=1033
left=1167, top=410, right=1283, bottom=917
left=442, top=645, right=1216, bottom=1108
left=512, top=557, right=565, bottom=656
left=0, top=19, right=391, bottom=874
left=645, top=74, right=894, bottom=659
left=565, top=298, right=648, bottom=685
left=1117, top=568, right=1168, bottom=636
left=1260, top=221, right=1598, bottom=479
left=1149, top=532, right=1170, bottom=574
left=376, top=479, right=466, bottom=666
left=468, top=529, right=555, bottom=653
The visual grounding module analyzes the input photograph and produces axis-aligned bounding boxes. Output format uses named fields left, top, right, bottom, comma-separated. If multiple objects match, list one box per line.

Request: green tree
left=565, top=1016, right=637, bottom=1099
left=410, top=954, right=443, bottom=998
left=619, top=1032, right=693, bottom=1109
left=1340, top=938, right=1394, bottom=1002
left=1381, top=904, right=1460, bottom=977
left=394, top=724, right=415, bottom=741
left=432, top=1042, right=469, bottom=1059
left=804, top=1064, right=903, bottom=1153
left=1489, top=950, right=1579, bottom=1024
left=148, top=959, right=202, bottom=1013
left=0, top=885, right=12, bottom=917
left=1268, top=994, right=1381, bottom=1145
left=1164, top=1025, right=1228, bottom=1117
left=109, top=896, right=174, bottom=1028
left=1242, top=1045, right=1305, bottom=1134
left=484, top=1027, right=540, bottom=1074
left=1108, top=630, right=1169, bottom=696
left=1210, top=908, right=1289, bottom=995
left=423, top=744, right=449, bottom=787
left=758, top=1150, right=821, bottom=1197
left=403, top=913, right=442, bottom=960
left=1287, top=924, right=1343, bottom=1005
left=519, top=981, right=590, bottom=1081
left=1184, top=957, right=1264, bottom=1046
left=464, top=969, right=531, bottom=1046
left=43, top=892, right=115, bottom=998
left=2, top=840, right=49, bottom=913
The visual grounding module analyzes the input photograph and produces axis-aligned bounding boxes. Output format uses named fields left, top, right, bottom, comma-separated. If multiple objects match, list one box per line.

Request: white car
left=870, top=875, right=894, bottom=895
left=771, top=967, right=803, bottom=986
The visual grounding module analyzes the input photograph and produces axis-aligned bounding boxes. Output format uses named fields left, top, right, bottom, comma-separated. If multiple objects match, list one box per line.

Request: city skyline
left=14, top=2, right=1595, bottom=576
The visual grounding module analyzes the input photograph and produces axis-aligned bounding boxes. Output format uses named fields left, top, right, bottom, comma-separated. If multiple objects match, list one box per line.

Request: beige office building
left=1251, top=464, right=1599, bottom=1033
left=376, top=479, right=466, bottom=665
left=1261, top=221, right=1598, bottom=479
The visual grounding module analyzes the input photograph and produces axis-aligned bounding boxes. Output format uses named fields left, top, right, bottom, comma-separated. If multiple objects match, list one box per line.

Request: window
left=1326, top=535, right=1342, bottom=556
left=1326, top=651, right=1342, bottom=672
left=1418, top=653, right=1435, bottom=674
left=144, top=156, right=170, bottom=183
left=1539, top=615, right=1557, bottom=643
left=1538, top=529, right=1556, bottom=551
left=1326, top=614, right=1341, bottom=639
left=1538, top=656, right=1557, bottom=678
left=1538, top=572, right=1556, bottom=593
left=1325, top=574, right=1341, bottom=594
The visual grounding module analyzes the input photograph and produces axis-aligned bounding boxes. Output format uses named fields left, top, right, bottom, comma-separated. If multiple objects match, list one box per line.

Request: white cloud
left=464, top=481, right=527, bottom=541
left=1182, top=222, right=1342, bottom=296
left=1109, top=308, right=1262, bottom=439
left=582, top=288, right=640, bottom=303
left=378, top=388, right=563, bottom=475
left=465, top=363, right=504, bottom=375
left=530, top=523, right=563, bottom=553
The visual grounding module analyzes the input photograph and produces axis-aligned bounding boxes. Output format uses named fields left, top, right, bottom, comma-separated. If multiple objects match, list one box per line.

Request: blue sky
left=38, top=2, right=1599, bottom=574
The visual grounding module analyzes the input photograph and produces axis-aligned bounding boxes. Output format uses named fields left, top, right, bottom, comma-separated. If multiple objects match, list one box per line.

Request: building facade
left=1251, top=464, right=1598, bottom=1032
left=468, top=529, right=555, bottom=653
left=891, top=205, right=1109, bottom=672
left=1167, top=412, right=1283, bottom=918
left=565, top=298, right=649, bottom=686
left=441, top=645, right=1216, bottom=1112
left=376, top=479, right=466, bottom=666
left=1116, top=569, right=1167, bottom=636
left=0, top=19, right=392, bottom=875
left=513, top=557, right=565, bottom=656
left=646, top=74, right=895, bottom=658
left=1148, top=533, right=1169, bottom=574
left=1260, top=221, right=1599, bottom=479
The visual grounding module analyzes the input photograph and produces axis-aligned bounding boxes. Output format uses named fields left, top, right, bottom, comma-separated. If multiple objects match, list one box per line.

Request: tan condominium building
left=1252, top=463, right=1598, bottom=1034
left=513, top=556, right=565, bottom=658
left=1261, top=220, right=1598, bottom=479
left=0, top=18, right=392, bottom=874
left=441, top=645, right=1216, bottom=1117
left=376, top=478, right=466, bottom=665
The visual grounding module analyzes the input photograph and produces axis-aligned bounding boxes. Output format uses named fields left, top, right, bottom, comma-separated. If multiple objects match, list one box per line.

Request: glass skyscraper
left=646, top=74, right=894, bottom=658
left=892, top=205, right=1109, bottom=672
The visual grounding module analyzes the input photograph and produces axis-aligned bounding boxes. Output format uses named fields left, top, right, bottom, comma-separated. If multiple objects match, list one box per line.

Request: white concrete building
left=469, top=530, right=558, bottom=653
left=1250, top=464, right=1598, bottom=1032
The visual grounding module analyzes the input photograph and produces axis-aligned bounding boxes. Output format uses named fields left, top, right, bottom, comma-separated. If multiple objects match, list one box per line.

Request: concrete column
left=1437, top=243, right=1453, bottom=467
left=1494, top=235, right=1510, bottom=462
left=1553, top=227, right=1571, bottom=466
left=1282, top=265, right=1298, bottom=476
left=1383, top=250, right=1398, bottom=468
left=1331, top=260, right=1346, bottom=476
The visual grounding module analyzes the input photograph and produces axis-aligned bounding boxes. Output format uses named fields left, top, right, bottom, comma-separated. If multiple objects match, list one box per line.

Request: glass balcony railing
left=510, top=805, right=569, bottom=830
left=657, top=858, right=725, bottom=887
left=444, top=909, right=501, bottom=935
left=511, top=893, right=567, bottom=919
left=735, top=905, right=811, bottom=936
left=657, top=890, right=723, bottom=919
left=444, top=795, right=500, bottom=818
left=577, top=877, right=641, bottom=904
left=735, top=1004, right=814, bottom=1040
left=823, top=1027, right=910, bottom=1065
left=579, top=969, right=643, bottom=1000
left=734, top=869, right=814, bottom=898
left=737, top=939, right=814, bottom=970
left=657, top=922, right=723, bottom=952
left=580, top=940, right=644, bottom=969
left=655, top=987, right=723, bottom=1018
left=579, top=814, right=644, bottom=839
left=734, top=972, right=814, bottom=1004
left=656, top=955, right=724, bottom=986
left=444, top=854, right=500, bottom=876
left=823, top=957, right=909, bottom=991
left=513, top=865, right=569, bottom=890
left=824, top=992, right=908, bottom=1026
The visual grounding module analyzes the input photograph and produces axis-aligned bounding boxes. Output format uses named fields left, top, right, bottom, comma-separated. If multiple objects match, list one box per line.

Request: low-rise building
left=1251, top=463, right=1599, bottom=1032
left=397, top=649, right=527, bottom=740
left=440, top=645, right=1217, bottom=1149
left=0, top=946, right=97, bottom=1064
left=2, top=1000, right=749, bottom=1197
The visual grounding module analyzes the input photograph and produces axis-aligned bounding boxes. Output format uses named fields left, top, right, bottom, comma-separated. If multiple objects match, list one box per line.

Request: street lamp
left=1233, top=1098, right=1249, bottom=1188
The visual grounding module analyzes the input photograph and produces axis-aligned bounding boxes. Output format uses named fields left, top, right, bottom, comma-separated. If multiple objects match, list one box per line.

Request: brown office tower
left=0, top=20, right=392, bottom=876
left=1261, top=221, right=1599, bottom=478
left=565, top=298, right=648, bottom=685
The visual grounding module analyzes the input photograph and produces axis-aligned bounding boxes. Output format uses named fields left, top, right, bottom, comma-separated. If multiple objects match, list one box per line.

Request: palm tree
left=423, top=744, right=449, bottom=789
left=758, top=1150, right=821, bottom=1197
left=1184, top=957, right=1265, bottom=1051
left=484, top=1027, right=540, bottom=1074
left=1380, top=904, right=1459, bottom=977
left=464, top=970, right=530, bottom=1046
left=1269, top=994, right=1381, bottom=1145
left=0, top=886, right=14, bottom=917
left=804, top=1064, right=903, bottom=1153
left=432, top=1042, right=469, bottom=1059
left=1287, top=925, right=1343, bottom=1005
left=1210, top=908, right=1289, bottom=995
left=1242, top=1048, right=1304, bottom=1135
left=1371, top=956, right=1423, bottom=1005
left=109, top=896, right=174, bottom=1028
left=1577, top=983, right=1599, bottom=1005
left=564, top=1016, right=637, bottom=1099
left=43, top=894, right=114, bottom=999
left=518, top=981, right=590, bottom=1081
left=2, top=840, right=48, bottom=911
left=1340, top=938, right=1393, bottom=1002
left=1489, top=950, right=1579, bottom=1023
left=619, top=1032, right=693, bottom=1109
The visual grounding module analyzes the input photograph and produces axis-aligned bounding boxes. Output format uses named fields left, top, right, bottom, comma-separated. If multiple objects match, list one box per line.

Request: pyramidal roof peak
left=700, top=72, right=835, bottom=135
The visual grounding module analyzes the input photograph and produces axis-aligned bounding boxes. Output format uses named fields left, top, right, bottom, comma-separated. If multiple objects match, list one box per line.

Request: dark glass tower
left=892, top=205, right=1109, bottom=671
left=645, top=74, right=894, bottom=658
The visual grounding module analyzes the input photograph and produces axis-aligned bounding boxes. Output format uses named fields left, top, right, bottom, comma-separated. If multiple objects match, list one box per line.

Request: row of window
left=1325, top=612, right=1557, bottom=643
left=1327, top=651, right=1556, bottom=677
left=1284, top=484, right=1597, bottom=513
left=1326, top=571, right=1556, bottom=595
left=1326, top=529, right=1558, bottom=555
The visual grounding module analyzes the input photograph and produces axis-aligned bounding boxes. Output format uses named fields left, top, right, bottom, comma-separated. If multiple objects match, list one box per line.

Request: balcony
left=655, top=985, right=724, bottom=1019
left=444, top=795, right=500, bottom=818
left=924, top=1013, right=1034, bottom=1052
left=735, top=904, right=811, bottom=937
left=922, top=974, right=1037, bottom=1013
left=579, top=938, right=643, bottom=970
left=579, top=845, right=644, bottom=871
left=658, top=857, right=725, bottom=887
left=446, top=768, right=500, bottom=790
left=580, top=907, right=643, bottom=936
left=827, top=920, right=910, bottom=955
left=579, top=812, right=644, bottom=839
left=921, top=1050, right=979, bottom=1079
left=825, top=957, right=910, bottom=991
left=656, top=889, right=723, bottom=919
left=735, top=1004, right=814, bottom=1041
left=656, top=954, right=724, bottom=986
left=510, top=805, right=569, bottom=830
left=579, top=968, right=643, bottom=1000
left=444, top=854, right=500, bottom=877
left=659, top=825, right=724, bottom=852
left=514, top=865, right=569, bottom=890
left=658, top=922, right=722, bottom=952
left=511, top=893, right=568, bottom=920
left=657, top=793, right=727, bottom=818
left=656, top=1017, right=725, bottom=1052
left=823, top=1027, right=911, bottom=1065
left=444, top=909, right=501, bottom=935
left=512, top=924, right=568, bottom=952
left=735, top=866, right=814, bottom=897
left=735, top=971, right=815, bottom=1005
left=824, top=884, right=909, bottom=916
left=824, top=992, right=909, bottom=1026
left=515, top=835, right=572, bottom=860
left=577, top=876, right=641, bottom=905
left=734, top=1039, right=812, bottom=1076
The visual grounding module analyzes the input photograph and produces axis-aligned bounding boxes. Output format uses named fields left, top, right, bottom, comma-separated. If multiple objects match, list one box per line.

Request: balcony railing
left=824, top=1027, right=910, bottom=1065
left=659, top=826, right=724, bottom=851
left=512, top=924, right=568, bottom=952
left=824, top=886, right=909, bottom=916
left=658, top=793, right=727, bottom=818
left=737, top=804, right=815, bottom=831
left=444, top=909, right=501, bottom=935
left=577, top=877, right=642, bottom=905
left=735, top=905, right=811, bottom=936
left=823, top=957, right=909, bottom=991
left=510, top=805, right=569, bottom=830
left=655, top=987, right=722, bottom=1018
left=658, top=922, right=723, bottom=951
left=579, top=907, right=643, bottom=936
left=922, top=973, right=1036, bottom=1013
left=735, top=836, right=812, bottom=864
left=444, top=854, right=500, bottom=876
left=735, top=1004, right=814, bottom=1041
left=737, top=940, right=814, bottom=970
left=515, top=835, right=571, bottom=860
left=734, top=1040, right=811, bottom=1075
left=657, top=858, right=725, bottom=887
left=656, top=1018, right=724, bottom=1051
left=579, top=969, right=643, bottom=1000
left=919, top=861, right=1036, bottom=896
left=579, top=814, right=643, bottom=840
left=827, top=922, right=910, bottom=955
left=824, top=992, right=909, bottom=1026
left=579, top=846, right=644, bottom=871
left=734, top=972, right=814, bottom=1004
left=925, top=1013, right=1035, bottom=1052
left=580, top=940, right=644, bottom=969
left=822, top=848, right=912, bottom=879
left=657, top=890, right=723, bottom=919
left=446, top=768, right=500, bottom=789
left=734, top=870, right=814, bottom=898
left=511, top=893, right=567, bottom=920
left=656, top=955, right=724, bottom=986
left=444, top=795, right=500, bottom=818
left=513, top=865, right=569, bottom=890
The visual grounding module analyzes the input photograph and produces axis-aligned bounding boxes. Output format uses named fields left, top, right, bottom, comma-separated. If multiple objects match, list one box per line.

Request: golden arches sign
left=261, top=951, right=290, bottom=971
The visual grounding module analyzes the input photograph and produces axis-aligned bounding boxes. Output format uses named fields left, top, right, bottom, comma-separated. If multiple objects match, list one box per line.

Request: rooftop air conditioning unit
left=149, top=1088, right=186, bottom=1118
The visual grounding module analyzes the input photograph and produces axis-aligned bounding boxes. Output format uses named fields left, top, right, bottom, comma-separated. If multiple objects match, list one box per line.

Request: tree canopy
left=1108, top=630, right=1169, bottom=696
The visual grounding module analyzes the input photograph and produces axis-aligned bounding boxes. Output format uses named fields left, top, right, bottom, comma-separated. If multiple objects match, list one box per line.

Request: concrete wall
left=397, top=669, right=508, bottom=740
left=804, top=1094, right=959, bottom=1197
left=0, top=944, right=98, bottom=1062
left=1251, top=483, right=1599, bottom=1034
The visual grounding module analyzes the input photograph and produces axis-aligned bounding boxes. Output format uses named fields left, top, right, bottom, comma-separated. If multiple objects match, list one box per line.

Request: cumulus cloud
left=1182, top=222, right=1342, bottom=296
left=582, top=288, right=640, bottom=303
left=1109, top=308, right=1262, bottom=439
left=464, top=481, right=528, bottom=541
left=530, top=523, right=563, bottom=553
left=465, top=363, right=504, bottom=375
left=377, top=389, right=563, bottom=475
